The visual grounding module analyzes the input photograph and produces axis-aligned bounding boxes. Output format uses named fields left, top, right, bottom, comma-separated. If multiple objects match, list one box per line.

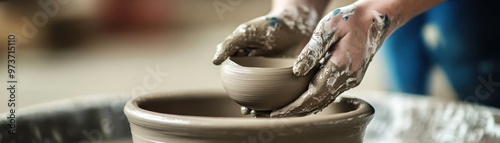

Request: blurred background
left=0, top=0, right=456, bottom=113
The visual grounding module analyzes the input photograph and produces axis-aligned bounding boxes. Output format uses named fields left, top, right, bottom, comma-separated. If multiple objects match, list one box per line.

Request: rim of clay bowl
left=124, top=91, right=374, bottom=136
left=226, top=57, right=296, bottom=71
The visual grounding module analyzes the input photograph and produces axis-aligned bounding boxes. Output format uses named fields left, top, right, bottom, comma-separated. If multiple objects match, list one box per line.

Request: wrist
left=268, top=0, right=328, bottom=23
left=267, top=3, right=324, bottom=35
left=353, top=0, right=402, bottom=33
left=356, top=0, right=443, bottom=31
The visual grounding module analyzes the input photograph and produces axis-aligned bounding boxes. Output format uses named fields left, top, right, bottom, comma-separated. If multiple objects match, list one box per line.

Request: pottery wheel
left=1, top=91, right=500, bottom=143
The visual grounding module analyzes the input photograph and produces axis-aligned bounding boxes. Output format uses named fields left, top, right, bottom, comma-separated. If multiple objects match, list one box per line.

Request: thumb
left=213, top=24, right=258, bottom=65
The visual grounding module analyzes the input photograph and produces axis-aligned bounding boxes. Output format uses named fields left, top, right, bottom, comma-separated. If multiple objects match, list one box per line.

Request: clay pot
left=124, top=91, right=375, bottom=143
left=220, top=57, right=314, bottom=111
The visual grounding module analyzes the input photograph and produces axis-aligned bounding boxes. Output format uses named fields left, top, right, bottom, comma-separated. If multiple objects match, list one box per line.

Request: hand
left=213, top=9, right=317, bottom=117
left=213, top=6, right=322, bottom=117
left=212, top=7, right=318, bottom=65
left=266, top=1, right=395, bottom=117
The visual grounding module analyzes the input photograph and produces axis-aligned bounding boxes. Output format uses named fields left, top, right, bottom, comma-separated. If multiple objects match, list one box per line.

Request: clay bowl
left=124, top=91, right=375, bottom=143
left=220, top=57, right=315, bottom=111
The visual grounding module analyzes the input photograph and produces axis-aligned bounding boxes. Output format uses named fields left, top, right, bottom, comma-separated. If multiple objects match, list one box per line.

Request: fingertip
left=212, top=60, right=221, bottom=65
left=293, top=59, right=313, bottom=76
left=212, top=43, right=225, bottom=65
left=293, top=41, right=326, bottom=76
left=292, top=62, right=307, bottom=76
left=212, top=55, right=224, bottom=65
left=292, top=70, right=302, bottom=76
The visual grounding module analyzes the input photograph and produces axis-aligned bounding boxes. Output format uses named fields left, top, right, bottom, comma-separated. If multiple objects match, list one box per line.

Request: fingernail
left=293, top=61, right=310, bottom=76
left=332, top=9, right=341, bottom=16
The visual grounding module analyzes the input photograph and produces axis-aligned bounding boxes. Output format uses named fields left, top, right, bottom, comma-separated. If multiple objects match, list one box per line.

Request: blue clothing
left=382, top=1, right=500, bottom=108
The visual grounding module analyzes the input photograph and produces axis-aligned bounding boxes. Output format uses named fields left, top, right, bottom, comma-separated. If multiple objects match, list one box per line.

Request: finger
left=271, top=60, right=342, bottom=117
left=293, top=11, right=344, bottom=76
left=212, top=24, right=257, bottom=65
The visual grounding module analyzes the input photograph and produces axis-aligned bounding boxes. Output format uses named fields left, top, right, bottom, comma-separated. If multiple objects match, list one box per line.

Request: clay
left=271, top=63, right=359, bottom=117
left=273, top=5, right=392, bottom=117
left=212, top=5, right=318, bottom=65
left=124, top=91, right=375, bottom=143
left=220, top=57, right=314, bottom=111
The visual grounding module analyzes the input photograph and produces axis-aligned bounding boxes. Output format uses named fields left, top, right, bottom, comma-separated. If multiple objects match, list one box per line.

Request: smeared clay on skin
left=271, top=63, right=359, bottom=117
left=213, top=5, right=318, bottom=65
left=265, top=6, right=391, bottom=117
left=293, top=4, right=357, bottom=76
left=333, top=4, right=356, bottom=21
left=279, top=5, right=318, bottom=36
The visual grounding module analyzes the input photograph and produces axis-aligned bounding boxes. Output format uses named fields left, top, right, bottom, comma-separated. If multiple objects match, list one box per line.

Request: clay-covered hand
left=212, top=13, right=315, bottom=65
left=268, top=2, right=394, bottom=117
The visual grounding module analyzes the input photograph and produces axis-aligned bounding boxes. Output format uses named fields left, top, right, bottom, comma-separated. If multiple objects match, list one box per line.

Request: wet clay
left=124, top=91, right=375, bottom=143
left=212, top=5, right=318, bottom=65
left=272, top=4, right=392, bottom=117
left=220, top=57, right=314, bottom=111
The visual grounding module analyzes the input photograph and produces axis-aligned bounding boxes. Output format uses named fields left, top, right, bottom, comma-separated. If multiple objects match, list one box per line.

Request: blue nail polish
left=332, top=9, right=340, bottom=16
left=266, top=17, right=283, bottom=28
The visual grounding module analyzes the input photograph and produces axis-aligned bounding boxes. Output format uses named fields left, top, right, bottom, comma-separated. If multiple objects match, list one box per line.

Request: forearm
left=269, top=0, right=331, bottom=22
left=356, top=0, right=444, bottom=32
